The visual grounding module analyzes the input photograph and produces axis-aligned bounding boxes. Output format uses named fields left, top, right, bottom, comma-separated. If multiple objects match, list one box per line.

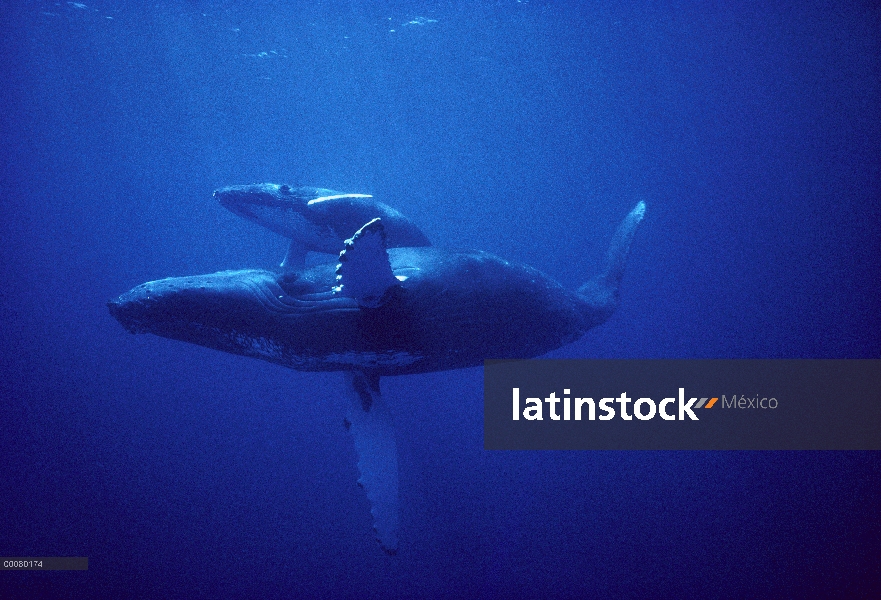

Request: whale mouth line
left=108, top=304, right=149, bottom=334
left=214, top=185, right=323, bottom=211
left=218, top=193, right=300, bottom=210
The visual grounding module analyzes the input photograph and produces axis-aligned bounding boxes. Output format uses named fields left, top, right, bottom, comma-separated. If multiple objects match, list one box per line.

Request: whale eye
left=279, top=185, right=291, bottom=194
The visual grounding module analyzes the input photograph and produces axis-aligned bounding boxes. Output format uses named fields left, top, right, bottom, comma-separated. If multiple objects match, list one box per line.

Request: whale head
left=107, top=268, right=362, bottom=367
left=214, top=184, right=349, bottom=240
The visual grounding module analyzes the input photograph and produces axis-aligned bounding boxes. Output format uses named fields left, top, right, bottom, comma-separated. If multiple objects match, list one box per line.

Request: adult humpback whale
left=108, top=202, right=646, bottom=554
left=214, top=183, right=430, bottom=269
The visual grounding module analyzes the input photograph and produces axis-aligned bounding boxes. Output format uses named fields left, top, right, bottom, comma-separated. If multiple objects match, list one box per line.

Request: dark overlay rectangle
left=1, top=557, right=88, bottom=571
left=484, top=360, right=880, bottom=450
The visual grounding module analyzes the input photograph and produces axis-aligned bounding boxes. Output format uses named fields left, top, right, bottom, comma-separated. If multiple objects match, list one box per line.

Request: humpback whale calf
left=214, top=183, right=430, bottom=269
left=108, top=201, right=645, bottom=554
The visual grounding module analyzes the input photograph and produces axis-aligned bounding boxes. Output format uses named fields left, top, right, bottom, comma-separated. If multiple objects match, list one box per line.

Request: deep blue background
left=1, top=1, right=879, bottom=598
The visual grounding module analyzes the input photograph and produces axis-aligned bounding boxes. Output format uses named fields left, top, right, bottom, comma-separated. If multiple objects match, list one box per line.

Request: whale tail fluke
left=577, top=201, right=646, bottom=328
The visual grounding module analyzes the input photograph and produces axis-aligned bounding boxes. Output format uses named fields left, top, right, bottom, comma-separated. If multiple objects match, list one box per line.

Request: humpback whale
left=214, top=184, right=430, bottom=269
left=108, top=201, right=646, bottom=553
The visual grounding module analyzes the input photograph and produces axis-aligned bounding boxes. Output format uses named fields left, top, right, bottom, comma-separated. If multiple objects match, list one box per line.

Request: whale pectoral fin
left=306, top=192, right=373, bottom=205
left=578, top=201, right=646, bottom=325
left=334, top=218, right=400, bottom=308
left=344, top=371, right=399, bottom=555
left=280, top=239, right=307, bottom=272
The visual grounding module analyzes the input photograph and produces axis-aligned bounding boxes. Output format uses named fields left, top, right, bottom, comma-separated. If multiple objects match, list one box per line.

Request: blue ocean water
left=1, top=1, right=878, bottom=598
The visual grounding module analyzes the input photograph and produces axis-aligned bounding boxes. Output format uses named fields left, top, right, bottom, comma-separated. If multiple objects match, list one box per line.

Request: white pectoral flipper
left=334, top=218, right=400, bottom=308
left=344, top=371, right=399, bottom=554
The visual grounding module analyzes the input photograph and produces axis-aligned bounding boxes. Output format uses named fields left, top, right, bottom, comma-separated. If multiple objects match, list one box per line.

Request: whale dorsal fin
left=334, top=218, right=399, bottom=308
